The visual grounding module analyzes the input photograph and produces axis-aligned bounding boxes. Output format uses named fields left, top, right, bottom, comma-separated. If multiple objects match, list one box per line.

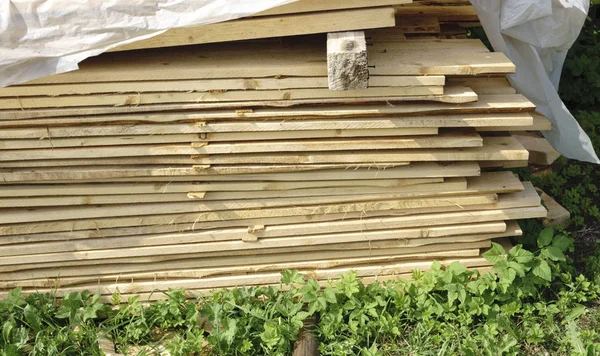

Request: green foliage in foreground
left=1, top=228, right=600, bottom=355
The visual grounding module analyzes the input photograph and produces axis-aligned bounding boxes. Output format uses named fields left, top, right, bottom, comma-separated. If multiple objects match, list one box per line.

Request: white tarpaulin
left=471, top=0, right=599, bottom=163
left=0, top=0, right=294, bottom=88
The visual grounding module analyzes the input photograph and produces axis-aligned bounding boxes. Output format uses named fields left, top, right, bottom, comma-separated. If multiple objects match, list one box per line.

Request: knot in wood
left=342, top=40, right=355, bottom=51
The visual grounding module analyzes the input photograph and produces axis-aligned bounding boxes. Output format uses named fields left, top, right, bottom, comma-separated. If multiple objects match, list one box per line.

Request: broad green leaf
left=532, top=260, right=552, bottom=282
left=482, top=243, right=506, bottom=263
left=508, top=244, right=534, bottom=264
left=567, top=321, right=586, bottom=355
left=552, top=234, right=574, bottom=252
left=537, top=227, right=554, bottom=248
left=280, top=270, right=304, bottom=286
left=545, top=246, right=566, bottom=262
left=566, top=305, right=587, bottom=321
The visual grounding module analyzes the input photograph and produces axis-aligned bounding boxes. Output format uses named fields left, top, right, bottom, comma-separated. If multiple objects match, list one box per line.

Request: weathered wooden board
left=0, top=240, right=510, bottom=296
left=0, top=183, right=541, bottom=237
left=0, top=194, right=497, bottom=225
left=0, top=205, right=544, bottom=247
left=109, top=7, right=396, bottom=52
left=2, top=76, right=445, bottom=97
left=0, top=85, right=450, bottom=110
left=0, top=181, right=462, bottom=207
left=0, top=94, right=535, bottom=122
left=175, top=136, right=528, bottom=165
left=17, top=38, right=506, bottom=87
left=0, top=172, right=521, bottom=208
left=0, top=131, right=482, bottom=161
left=0, top=223, right=505, bottom=265
left=0, top=178, right=441, bottom=197
left=253, top=0, right=412, bottom=17
left=0, top=162, right=479, bottom=183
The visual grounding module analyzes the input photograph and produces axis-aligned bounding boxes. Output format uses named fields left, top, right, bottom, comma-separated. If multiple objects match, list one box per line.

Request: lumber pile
left=0, top=0, right=548, bottom=300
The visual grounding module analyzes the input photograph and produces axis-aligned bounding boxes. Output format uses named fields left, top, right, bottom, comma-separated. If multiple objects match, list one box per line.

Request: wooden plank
left=0, top=180, right=463, bottom=208
left=394, top=16, right=440, bottom=33
left=177, top=136, right=529, bottom=165
left=0, top=194, right=498, bottom=225
left=0, top=228, right=521, bottom=284
left=0, top=131, right=482, bottom=161
left=253, top=0, right=413, bottom=17
left=17, top=39, right=502, bottom=87
left=0, top=221, right=506, bottom=260
left=477, top=113, right=552, bottom=132
left=369, top=51, right=515, bottom=75
left=109, top=8, right=396, bottom=52
left=0, top=126, right=437, bottom=141
left=0, top=205, right=544, bottom=247
left=447, top=77, right=516, bottom=95
left=0, top=94, right=535, bottom=122
left=394, top=5, right=479, bottom=21
left=0, top=242, right=505, bottom=295
left=327, top=31, right=368, bottom=90
left=512, top=132, right=561, bottom=165
left=0, top=223, right=506, bottom=264
left=0, top=247, right=487, bottom=290
left=1, top=76, right=445, bottom=97
left=0, top=162, right=479, bottom=183
left=0, top=172, right=521, bottom=208
left=0, top=183, right=541, bottom=237
left=0, top=178, right=441, bottom=197
left=0, top=85, right=448, bottom=110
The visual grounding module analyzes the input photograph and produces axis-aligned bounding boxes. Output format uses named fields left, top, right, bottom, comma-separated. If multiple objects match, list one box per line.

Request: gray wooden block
left=327, top=31, right=368, bottom=91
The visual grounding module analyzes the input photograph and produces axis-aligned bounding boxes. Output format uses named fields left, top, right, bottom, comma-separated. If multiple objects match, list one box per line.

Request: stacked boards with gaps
left=0, top=1, right=548, bottom=300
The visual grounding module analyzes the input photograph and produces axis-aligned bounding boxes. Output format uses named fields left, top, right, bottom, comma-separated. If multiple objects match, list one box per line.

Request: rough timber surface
left=0, top=94, right=535, bottom=121
left=110, top=7, right=396, bottom=52
left=18, top=39, right=511, bottom=86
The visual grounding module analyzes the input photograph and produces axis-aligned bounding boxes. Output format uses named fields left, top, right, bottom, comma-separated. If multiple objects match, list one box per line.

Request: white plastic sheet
left=0, top=0, right=294, bottom=88
left=471, top=0, right=599, bottom=163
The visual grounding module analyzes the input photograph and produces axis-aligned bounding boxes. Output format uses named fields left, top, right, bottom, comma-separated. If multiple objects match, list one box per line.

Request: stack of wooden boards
left=0, top=0, right=549, bottom=300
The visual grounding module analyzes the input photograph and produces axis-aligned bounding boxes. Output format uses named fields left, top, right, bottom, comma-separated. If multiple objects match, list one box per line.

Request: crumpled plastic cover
left=471, top=0, right=599, bottom=163
left=0, top=0, right=294, bottom=88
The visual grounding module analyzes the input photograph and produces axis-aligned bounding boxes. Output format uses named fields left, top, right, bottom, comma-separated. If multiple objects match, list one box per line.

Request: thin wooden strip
left=369, top=52, right=515, bottom=75
left=0, top=76, right=445, bottom=97
left=0, top=205, right=543, bottom=248
left=0, top=220, right=502, bottom=258
left=0, top=161, right=478, bottom=183
left=253, top=0, right=412, bottom=17
left=394, top=16, right=440, bottom=34
left=180, top=136, right=529, bottom=164
left=0, top=172, right=522, bottom=208
left=109, top=7, right=396, bottom=52
left=0, top=125, right=437, bottom=140
left=0, top=131, right=482, bottom=161
left=0, top=178, right=441, bottom=197
left=0, top=230, right=519, bottom=283
left=0, top=86, right=446, bottom=110
left=0, top=179, right=465, bottom=208
left=0, top=223, right=505, bottom=265
left=0, top=114, right=532, bottom=139
left=0, top=194, right=498, bottom=225
left=477, top=113, right=552, bottom=132
left=447, top=77, right=516, bottom=95
left=0, top=241, right=505, bottom=296
left=394, top=5, right=479, bottom=21
left=0, top=227, right=522, bottom=287
left=0, top=94, right=535, bottom=122
left=0, top=180, right=462, bottom=207
left=0, top=183, right=540, bottom=237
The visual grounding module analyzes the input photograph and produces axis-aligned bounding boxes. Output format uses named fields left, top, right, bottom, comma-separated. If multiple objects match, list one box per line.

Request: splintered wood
left=0, top=1, right=548, bottom=298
